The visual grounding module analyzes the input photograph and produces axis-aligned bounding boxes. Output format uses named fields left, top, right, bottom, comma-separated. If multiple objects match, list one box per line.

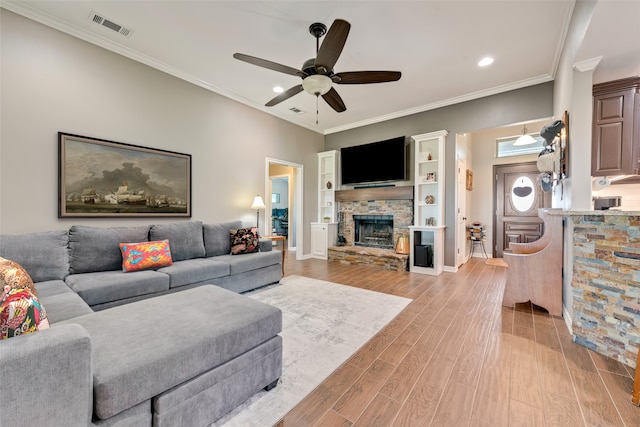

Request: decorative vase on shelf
left=427, top=149, right=432, bottom=161
left=425, top=195, right=435, bottom=205
left=326, top=181, right=332, bottom=189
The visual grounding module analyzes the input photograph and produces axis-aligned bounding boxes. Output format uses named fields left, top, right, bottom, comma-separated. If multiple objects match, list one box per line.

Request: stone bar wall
left=571, top=214, right=640, bottom=367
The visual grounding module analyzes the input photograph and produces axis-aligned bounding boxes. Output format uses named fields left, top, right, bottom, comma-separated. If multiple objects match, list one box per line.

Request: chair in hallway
left=502, top=209, right=563, bottom=317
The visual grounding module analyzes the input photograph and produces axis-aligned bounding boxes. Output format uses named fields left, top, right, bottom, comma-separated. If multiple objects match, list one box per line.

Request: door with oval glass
left=494, top=161, right=551, bottom=258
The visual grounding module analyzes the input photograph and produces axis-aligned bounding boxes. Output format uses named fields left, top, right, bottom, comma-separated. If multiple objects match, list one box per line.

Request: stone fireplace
left=353, top=214, right=394, bottom=249
left=328, top=186, right=413, bottom=271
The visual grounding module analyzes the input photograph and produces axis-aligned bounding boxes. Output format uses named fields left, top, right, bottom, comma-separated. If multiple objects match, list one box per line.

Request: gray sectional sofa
left=0, top=220, right=283, bottom=426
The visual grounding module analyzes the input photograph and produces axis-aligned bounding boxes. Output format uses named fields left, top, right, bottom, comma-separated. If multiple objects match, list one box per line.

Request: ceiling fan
left=233, top=19, right=401, bottom=113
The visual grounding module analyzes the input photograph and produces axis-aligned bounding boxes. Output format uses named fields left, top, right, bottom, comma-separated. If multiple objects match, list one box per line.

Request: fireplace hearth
left=353, top=215, right=394, bottom=249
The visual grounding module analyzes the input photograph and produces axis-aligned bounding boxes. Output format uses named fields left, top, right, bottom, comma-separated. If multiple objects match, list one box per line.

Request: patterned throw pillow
left=1, top=287, right=50, bottom=339
left=0, top=257, right=50, bottom=339
left=230, top=228, right=260, bottom=255
left=0, top=257, right=39, bottom=297
left=119, top=240, right=173, bottom=272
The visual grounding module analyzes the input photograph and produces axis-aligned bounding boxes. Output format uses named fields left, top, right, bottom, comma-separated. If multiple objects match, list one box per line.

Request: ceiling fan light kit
left=233, top=18, right=401, bottom=117
left=302, top=74, right=332, bottom=96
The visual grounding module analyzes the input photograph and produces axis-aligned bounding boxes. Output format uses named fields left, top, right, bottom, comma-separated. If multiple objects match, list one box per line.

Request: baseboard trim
left=443, top=265, right=458, bottom=273
left=563, top=304, right=573, bottom=335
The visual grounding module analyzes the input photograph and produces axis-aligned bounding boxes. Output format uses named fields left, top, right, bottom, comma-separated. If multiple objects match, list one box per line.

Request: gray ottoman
left=62, top=285, right=282, bottom=426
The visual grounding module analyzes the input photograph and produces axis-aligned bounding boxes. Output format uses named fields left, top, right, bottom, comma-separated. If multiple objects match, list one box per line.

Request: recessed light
left=478, top=57, right=494, bottom=67
left=273, top=86, right=284, bottom=93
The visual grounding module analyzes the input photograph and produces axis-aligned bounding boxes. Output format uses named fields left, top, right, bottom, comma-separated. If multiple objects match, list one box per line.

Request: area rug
left=212, top=275, right=412, bottom=426
left=486, top=258, right=508, bottom=267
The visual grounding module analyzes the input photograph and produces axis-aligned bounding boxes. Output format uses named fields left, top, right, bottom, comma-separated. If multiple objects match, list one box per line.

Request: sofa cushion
left=34, top=280, right=74, bottom=298
left=0, top=230, right=69, bottom=282
left=61, top=285, right=282, bottom=420
left=150, top=222, right=205, bottom=262
left=157, top=258, right=229, bottom=289
left=203, top=221, right=242, bottom=257
left=1, top=288, right=50, bottom=339
left=69, top=225, right=150, bottom=274
left=120, top=240, right=173, bottom=272
left=214, top=251, right=282, bottom=275
left=230, top=228, right=260, bottom=255
left=37, top=292, right=93, bottom=324
left=65, top=270, right=170, bottom=307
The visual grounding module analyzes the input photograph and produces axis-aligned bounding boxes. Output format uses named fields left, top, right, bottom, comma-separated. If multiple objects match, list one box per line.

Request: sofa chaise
left=0, top=220, right=283, bottom=426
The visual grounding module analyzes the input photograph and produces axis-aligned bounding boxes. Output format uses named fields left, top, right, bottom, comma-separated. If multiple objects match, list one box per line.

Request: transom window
left=496, top=133, right=545, bottom=158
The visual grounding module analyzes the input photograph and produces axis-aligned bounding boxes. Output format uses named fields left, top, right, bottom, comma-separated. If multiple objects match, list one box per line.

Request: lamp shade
left=251, top=195, right=266, bottom=210
left=514, top=134, right=537, bottom=146
left=513, top=125, right=536, bottom=146
left=302, top=74, right=332, bottom=96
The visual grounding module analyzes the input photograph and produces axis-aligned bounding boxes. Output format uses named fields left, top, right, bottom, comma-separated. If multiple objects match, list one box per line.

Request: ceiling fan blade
left=315, top=19, right=350, bottom=73
left=334, top=71, right=402, bottom=84
left=233, top=53, right=306, bottom=78
left=265, top=85, right=304, bottom=106
left=322, top=87, right=346, bottom=112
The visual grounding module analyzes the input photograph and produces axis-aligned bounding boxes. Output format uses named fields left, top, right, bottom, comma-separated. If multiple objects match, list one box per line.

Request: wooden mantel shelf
left=335, top=186, right=414, bottom=202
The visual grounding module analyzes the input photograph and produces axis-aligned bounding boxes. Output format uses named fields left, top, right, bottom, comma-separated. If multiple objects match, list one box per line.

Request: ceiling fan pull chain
left=316, top=95, right=319, bottom=124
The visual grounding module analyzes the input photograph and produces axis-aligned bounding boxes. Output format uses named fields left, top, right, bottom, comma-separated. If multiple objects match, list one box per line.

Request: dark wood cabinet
left=592, top=77, right=640, bottom=176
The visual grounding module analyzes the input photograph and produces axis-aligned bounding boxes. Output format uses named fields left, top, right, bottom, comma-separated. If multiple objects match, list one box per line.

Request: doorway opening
left=266, top=158, right=303, bottom=259
left=493, top=161, right=551, bottom=258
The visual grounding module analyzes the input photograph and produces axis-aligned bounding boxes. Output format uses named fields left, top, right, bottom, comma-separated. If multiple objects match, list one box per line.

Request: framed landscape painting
left=58, top=132, right=191, bottom=217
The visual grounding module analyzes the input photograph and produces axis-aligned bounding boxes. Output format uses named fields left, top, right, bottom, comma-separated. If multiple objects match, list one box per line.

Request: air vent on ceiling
left=289, top=107, right=306, bottom=114
left=88, top=11, right=134, bottom=38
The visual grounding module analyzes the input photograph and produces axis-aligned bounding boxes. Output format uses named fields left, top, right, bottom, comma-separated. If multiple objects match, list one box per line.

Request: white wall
left=551, top=0, right=598, bottom=323
left=0, top=11, right=324, bottom=253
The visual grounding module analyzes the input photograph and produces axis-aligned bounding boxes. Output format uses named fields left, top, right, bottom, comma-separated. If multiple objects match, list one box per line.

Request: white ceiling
left=3, top=1, right=639, bottom=135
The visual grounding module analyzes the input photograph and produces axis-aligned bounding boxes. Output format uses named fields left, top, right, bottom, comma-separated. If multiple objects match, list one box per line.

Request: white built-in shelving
left=311, top=150, right=339, bottom=259
left=409, top=130, right=447, bottom=275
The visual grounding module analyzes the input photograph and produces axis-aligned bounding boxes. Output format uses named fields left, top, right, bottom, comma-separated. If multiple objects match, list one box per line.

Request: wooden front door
left=494, top=162, right=551, bottom=258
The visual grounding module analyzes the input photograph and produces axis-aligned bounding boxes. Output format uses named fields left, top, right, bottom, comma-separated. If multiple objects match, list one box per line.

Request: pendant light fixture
left=513, top=124, right=537, bottom=146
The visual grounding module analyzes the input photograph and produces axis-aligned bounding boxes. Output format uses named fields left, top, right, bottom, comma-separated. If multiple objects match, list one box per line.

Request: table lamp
left=251, top=195, right=266, bottom=234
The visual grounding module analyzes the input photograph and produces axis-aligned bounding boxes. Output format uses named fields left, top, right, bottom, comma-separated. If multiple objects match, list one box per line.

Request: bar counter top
left=544, top=209, right=640, bottom=216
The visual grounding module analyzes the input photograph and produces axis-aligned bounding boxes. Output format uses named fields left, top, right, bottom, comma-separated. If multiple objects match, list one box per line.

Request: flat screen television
left=341, top=136, right=407, bottom=185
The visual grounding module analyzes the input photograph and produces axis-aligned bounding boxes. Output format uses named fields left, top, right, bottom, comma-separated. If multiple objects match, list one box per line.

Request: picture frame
left=466, top=169, right=473, bottom=190
left=272, top=193, right=280, bottom=203
left=58, top=132, right=191, bottom=218
left=425, top=172, right=436, bottom=182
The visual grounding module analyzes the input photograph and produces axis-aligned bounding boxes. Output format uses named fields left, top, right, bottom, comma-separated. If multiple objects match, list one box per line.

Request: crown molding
left=574, top=56, right=603, bottom=72
left=548, top=0, right=577, bottom=79
left=324, top=74, right=554, bottom=135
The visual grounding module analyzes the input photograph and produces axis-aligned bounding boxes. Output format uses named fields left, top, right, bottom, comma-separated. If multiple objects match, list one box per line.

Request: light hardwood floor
left=274, top=252, right=639, bottom=426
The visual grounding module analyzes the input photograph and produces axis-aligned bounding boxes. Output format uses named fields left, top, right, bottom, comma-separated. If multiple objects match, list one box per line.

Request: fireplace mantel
left=335, top=186, right=413, bottom=202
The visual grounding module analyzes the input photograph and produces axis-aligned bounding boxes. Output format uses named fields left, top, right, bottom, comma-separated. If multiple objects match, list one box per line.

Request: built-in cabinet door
left=592, top=88, right=635, bottom=175
left=592, top=77, right=640, bottom=176
left=311, top=224, right=327, bottom=258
